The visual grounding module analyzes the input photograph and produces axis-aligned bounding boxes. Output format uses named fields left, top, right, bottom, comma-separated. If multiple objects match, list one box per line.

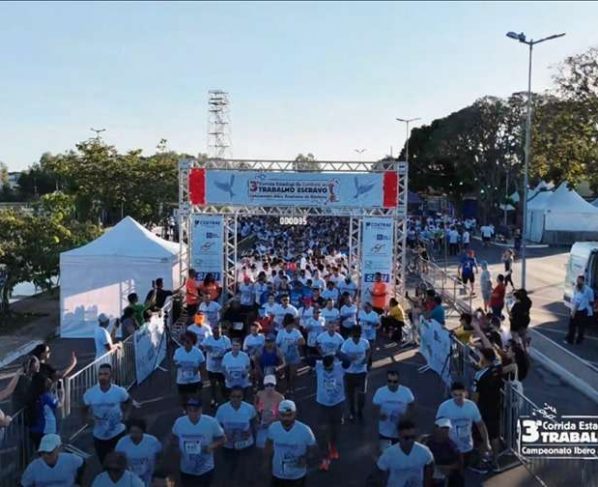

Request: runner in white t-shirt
left=316, top=322, right=344, bottom=358
left=199, top=295, right=222, bottom=328
left=170, top=398, right=225, bottom=486
left=186, top=312, right=213, bottom=349
left=215, top=387, right=258, bottom=484
left=21, top=434, right=84, bottom=487
left=82, top=364, right=131, bottom=466
left=203, top=324, right=232, bottom=407
left=275, top=317, right=305, bottom=395
left=375, top=420, right=434, bottom=487
left=435, top=382, right=491, bottom=463
left=340, top=325, right=370, bottom=421
left=265, top=400, right=317, bottom=484
left=173, top=331, right=207, bottom=403
left=115, top=418, right=162, bottom=487
left=372, top=370, right=415, bottom=452
left=221, top=340, right=252, bottom=394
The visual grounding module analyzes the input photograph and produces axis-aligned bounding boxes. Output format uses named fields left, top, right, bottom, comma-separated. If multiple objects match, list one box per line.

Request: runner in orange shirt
left=370, top=272, right=388, bottom=315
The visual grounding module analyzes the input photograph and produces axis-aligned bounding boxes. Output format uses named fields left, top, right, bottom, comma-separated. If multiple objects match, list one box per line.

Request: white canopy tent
left=527, top=183, right=598, bottom=243
left=525, top=190, right=553, bottom=242
left=60, top=217, right=181, bottom=338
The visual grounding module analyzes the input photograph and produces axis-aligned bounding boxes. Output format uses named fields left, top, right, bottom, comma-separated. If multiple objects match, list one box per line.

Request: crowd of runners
left=14, top=215, right=533, bottom=487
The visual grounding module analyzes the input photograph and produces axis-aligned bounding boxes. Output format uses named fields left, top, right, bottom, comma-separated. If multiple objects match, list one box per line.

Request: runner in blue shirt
left=459, top=250, right=478, bottom=296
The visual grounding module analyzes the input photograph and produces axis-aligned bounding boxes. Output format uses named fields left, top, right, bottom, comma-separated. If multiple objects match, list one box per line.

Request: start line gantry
left=177, top=158, right=409, bottom=302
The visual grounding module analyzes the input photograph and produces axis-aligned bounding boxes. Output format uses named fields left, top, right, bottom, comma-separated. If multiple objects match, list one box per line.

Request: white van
left=563, top=242, right=598, bottom=308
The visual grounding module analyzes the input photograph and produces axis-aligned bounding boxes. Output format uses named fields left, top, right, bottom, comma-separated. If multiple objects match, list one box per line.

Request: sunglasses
left=400, top=435, right=416, bottom=441
left=264, top=383, right=275, bottom=388
left=387, top=380, right=399, bottom=384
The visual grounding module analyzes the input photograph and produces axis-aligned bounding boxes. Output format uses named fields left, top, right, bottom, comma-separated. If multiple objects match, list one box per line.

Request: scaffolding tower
left=207, top=90, right=231, bottom=159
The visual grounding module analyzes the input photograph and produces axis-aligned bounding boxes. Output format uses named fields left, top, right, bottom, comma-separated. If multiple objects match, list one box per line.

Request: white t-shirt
left=173, top=346, right=206, bottom=384
left=304, top=316, right=326, bottom=347
left=172, top=414, right=225, bottom=476
left=203, top=335, right=232, bottom=373
left=221, top=351, right=251, bottom=388
left=481, top=226, right=493, bottom=238
left=315, top=361, right=345, bottom=407
left=340, top=304, right=358, bottom=329
left=377, top=442, right=434, bottom=487
left=322, top=288, right=340, bottom=303
left=115, top=434, right=162, bottom=486
left=321, top=307, right=340, bottom=325
left=338, top=280, right=357, bottom=298
left=297, top=306, right=314, bottom=326
left=187, top=324, right=212, bottom=347
left=273, top=304, right=299, bottom=329
left=83, top=384, right=129, bottom=440
left=311, top=278, right=326, bottom=290
left=243, top=333, right=265, bottom=357
left=268, top=421, right=316, bottom=480
left=21, top=453, right=84, bottom=487
left=91, top=470, right=144, bottom=487
left=359, top=310, right=381, bottom=341
left=372, top=386, right=415, bottom=438
left=94, top=326, right=113, bottom=359
left=261, top=302, right=277, bottom=318
left=340, top=338, right=370, bottom=374
left=275, top=328, right=303, bottom=364
left=462, top=231, right=470, bottom=244
left=238, top=283, right=254, bottom=306
left=316, top=332, right=344, bottom=357
left=435, top=399, right=482, bottom=453
left=199, top=301, right=222, bottom=326
left=215, top=401, right=257, bottom=450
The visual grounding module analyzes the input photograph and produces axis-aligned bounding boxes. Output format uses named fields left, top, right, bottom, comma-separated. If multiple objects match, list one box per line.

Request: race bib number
left=234, top=438, right=252, bottom=449
left=182, top=366, right=196, bottom=380
left=184, top=440, right=202, bottom=455
left=456, top=423, right=471, bottom=440
left=324, top=377, right=337, bottom=393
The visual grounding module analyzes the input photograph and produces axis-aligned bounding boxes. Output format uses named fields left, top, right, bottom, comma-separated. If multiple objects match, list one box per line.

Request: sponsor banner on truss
left=190, top=215, right=224, bottom=282
left=190, top=169, right=398, bottom=208
left=360, top=217, right=394, bottom=304
left=418, top=318, right=452, bottom=386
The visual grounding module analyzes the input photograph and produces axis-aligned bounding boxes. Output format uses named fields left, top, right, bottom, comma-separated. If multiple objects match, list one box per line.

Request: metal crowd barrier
left=0, top=409, right=34, bottom=487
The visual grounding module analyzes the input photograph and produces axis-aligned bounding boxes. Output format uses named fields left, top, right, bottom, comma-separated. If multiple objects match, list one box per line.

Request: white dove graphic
left=353, top=176, right=375, bottom=199
left=214, top=174, right=236, bottom=198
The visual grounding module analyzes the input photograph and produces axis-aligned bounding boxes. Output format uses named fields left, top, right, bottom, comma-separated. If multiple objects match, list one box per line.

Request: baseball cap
left=98, top=313, right=109, bottom=324
left=278, top=399, right=297, bottom=414
left=435, top=418, right=452, bottom=429
left=263, top=374, right=277, bottom=386
left=184, top=398, right=202, bottom=408
left=38, top=434, right=62, bottom=453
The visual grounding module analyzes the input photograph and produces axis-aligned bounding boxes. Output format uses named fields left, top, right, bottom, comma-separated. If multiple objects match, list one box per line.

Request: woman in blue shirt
left=26, top=373, right=60, bottom=448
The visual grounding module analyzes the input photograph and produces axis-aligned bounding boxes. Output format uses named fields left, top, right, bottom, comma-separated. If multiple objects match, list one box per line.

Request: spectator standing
left=459, top=250, right=477, bottom=296
left=94, top=314, right=121, bottom=364
left=502, top=250, right=515, bottom=290
left=489, top=275, right=506, bottom=320
left=26, top=373, right=61, bottom=448
left=144, top=277, right=173, bottom=311
left=369, top=273, right=388, bottom=314
left=184, top=269, right=201, bottom=317
left=566, top=274, right=594, bottom=345
left=509, top=289, right=532, bottom=345
left=381, top=298, right=406, bottom=343
left=31, top=343, right=77, bottom=383
left=479, top=261, right=492, bottom=312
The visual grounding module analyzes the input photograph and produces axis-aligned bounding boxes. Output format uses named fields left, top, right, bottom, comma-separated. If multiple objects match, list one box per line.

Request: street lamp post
left=396, top=117, right=420, bottom=165
left=354, top=148, right=367, bottom=161
left=506, top=31, right=565, bottom=289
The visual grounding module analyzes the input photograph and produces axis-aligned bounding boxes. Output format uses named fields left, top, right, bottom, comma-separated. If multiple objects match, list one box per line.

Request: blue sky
left=1, top=1, right=597, bottom=171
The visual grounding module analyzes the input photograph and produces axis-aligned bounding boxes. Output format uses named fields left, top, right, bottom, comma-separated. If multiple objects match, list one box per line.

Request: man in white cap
left=373, top=419, right=434, bottom=487
left=421, top=418, right=463, bottom=486
left=265, top=399, right=317, bottom=486
left=21, top=433, right=85, bottom=487
left=94, top=313, right=121, bottom=362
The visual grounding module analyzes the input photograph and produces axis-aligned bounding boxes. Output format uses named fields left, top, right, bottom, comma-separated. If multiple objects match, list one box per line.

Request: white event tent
left=60, top=217, right=182, bottom=338
left=527, top=183, right=598, bottom=244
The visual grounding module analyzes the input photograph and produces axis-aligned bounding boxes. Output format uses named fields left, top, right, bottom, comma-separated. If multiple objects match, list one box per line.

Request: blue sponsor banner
left=190, top=215, right=224, bottom=283
left=360, top=217, right=394, bottom=302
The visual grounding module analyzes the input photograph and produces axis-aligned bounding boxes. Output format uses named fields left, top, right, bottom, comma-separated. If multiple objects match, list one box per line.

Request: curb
left=529, top=347, right=598, bottom=404
left=0, top=339, right=43, bottom=369
left=471, top=236, right=549, bottom=249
